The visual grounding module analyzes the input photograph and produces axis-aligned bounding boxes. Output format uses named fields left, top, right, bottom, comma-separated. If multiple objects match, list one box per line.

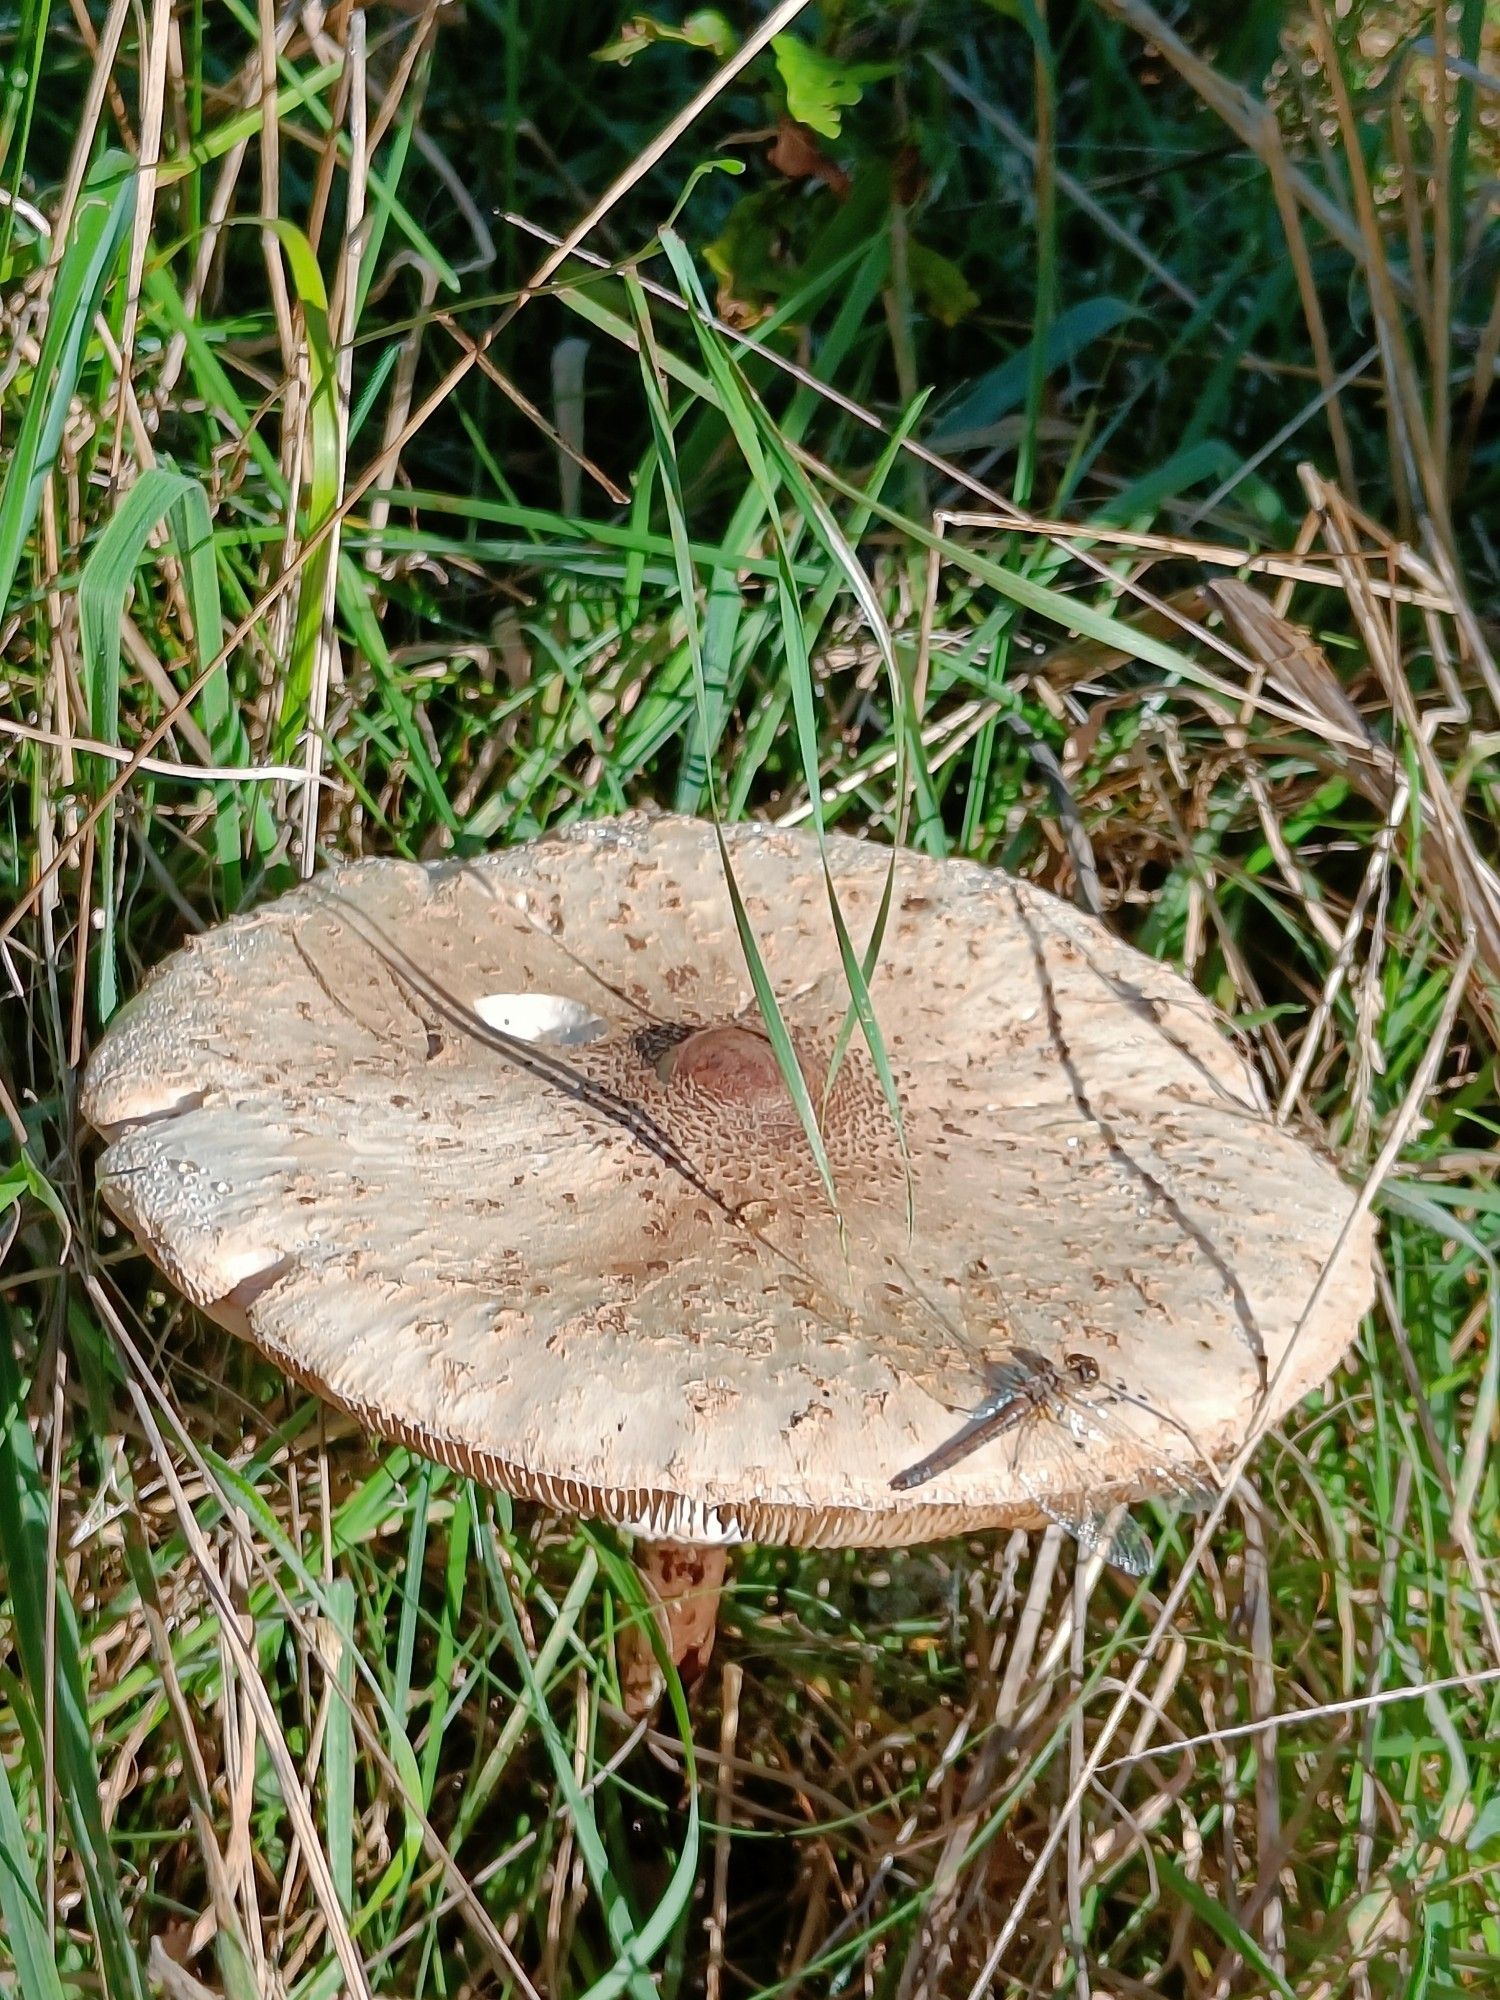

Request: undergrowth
left=2, top=2, right=1499, bottom=1995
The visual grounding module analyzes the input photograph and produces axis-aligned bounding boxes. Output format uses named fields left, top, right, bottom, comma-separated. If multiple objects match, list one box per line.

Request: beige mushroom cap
left=83, top=814, right=1375, bottom=1548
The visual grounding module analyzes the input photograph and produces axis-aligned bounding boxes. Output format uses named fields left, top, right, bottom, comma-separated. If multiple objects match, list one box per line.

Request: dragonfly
left=887, top=1342, right=1211, bottom=1575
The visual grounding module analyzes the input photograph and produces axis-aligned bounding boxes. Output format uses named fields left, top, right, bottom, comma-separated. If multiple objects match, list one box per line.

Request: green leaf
left=0, top=1149, right=69, bottom=1244
left=906, top=240, right=978, bottom=326
left=771, top=34, right=895, bottom=139
left=593, top=9, right=737, bottom=64
left=705, top=188, right=793, bottom=307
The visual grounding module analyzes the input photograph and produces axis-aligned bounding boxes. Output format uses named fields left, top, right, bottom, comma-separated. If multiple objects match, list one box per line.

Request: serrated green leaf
left=771, top=34, right=895, bottom=139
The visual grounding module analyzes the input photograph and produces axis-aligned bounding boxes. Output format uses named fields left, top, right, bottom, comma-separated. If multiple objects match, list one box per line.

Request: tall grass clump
left=2, top=2, right=1498, bottom=1994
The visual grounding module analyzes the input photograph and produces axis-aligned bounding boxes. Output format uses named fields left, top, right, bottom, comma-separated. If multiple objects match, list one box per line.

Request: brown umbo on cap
left=83, top=814, right=1375, bottom=1549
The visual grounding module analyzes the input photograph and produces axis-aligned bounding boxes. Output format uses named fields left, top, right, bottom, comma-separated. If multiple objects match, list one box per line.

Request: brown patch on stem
left=620, top=1541, right=729, bottom=1717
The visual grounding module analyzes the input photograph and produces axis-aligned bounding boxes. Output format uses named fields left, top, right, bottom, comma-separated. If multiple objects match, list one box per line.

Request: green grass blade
left=672, top=237, right=891, bottom=814
left=0, top=1737, right=66, bottom=2000
left=657, top=233, right=916, bottom=1211
left=264, top=219, right=339, bottom=765
left=142, top=263, right=286, bottom=488
left=0, top=0, right=53, bottom=262
left=336, top=558, right=460, bottom=834
left=79, top=463, right=265, bottom=1015
left=0, top=148, right=135, bottom=628
left=580, top=1532, right=701, bottom=2000
left=1010, top=0, right=1056, bottom=512
left=0, top=1337, right=146, bottom=2000
left=1154, top=1854, right=1299, bottom=2000
left=792, top=459, right=1250, bottom=718
left=625, top=269, right=841, bottom=1212
left=184, top=0, right=460, bottom=288
left=325, top=1577, right=356, bottom=1916
left=485, top=1537, right=664, bottom=2000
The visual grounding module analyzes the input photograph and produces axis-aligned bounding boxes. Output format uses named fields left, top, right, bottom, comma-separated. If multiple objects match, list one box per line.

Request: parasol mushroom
left=82, top=814, right=1375, bottom=1706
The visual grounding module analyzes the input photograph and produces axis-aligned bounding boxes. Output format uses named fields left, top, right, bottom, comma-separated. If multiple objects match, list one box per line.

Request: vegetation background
left=2, top=0, right=1498, bottom=1994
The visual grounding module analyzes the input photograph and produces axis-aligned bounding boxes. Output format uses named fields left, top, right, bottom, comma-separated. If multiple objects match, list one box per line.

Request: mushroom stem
left=620, top=1541, right=729, bottom=1716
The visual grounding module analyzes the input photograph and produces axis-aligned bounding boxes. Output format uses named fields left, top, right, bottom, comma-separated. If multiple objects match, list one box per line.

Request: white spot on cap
left=473, top=992, right=605, bottom=1046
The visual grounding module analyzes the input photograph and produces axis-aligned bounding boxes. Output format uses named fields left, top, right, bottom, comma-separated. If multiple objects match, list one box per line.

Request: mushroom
left=82, top=814, right=1375, bottom=1705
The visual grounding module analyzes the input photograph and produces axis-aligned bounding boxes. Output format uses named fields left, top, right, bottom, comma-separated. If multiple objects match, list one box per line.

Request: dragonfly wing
left=1019, top=1393, right=1212, bottom=1572
left=1015, top=1460, right=1156, bottom=1576
left=1008, top=1400, right=1094, bottom=1521
left=1093, top=1507, right=1156, bottom=1576
left=1048, top=1381, right=1220, bottom=1499
left=789, top=1211, right=1007, bottom=1415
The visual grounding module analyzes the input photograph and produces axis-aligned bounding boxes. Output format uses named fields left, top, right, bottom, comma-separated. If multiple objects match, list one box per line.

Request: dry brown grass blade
left=256, top=0, right=297, bottom=370
left=78, top=1274, right=549, bottom=1995
left=1298, top=469, right=1500, bottom=990
left=133, top=1555, right=263, bottom=1976
left=48, top=0, right=133, bottom=262
left=435, top=311, right=628, bottom=507
left=1207, top=577, right=1391, bottom=794
left=109, top=0, right=171, bottom=483
left=704, top=1661, right=742, bottom=2000
left=964, top=519, right=1450, bottom=608
left=1191, top=569, right=1500, bottom=1044
left=0, top=713, right=319, bottom=782
left=1304, top=2, right=1455, bottom=555
left=1457, top=274, right=1500, bottom=485
left=964, top=922, right=1477, bottom=1995
left=1091, top=1, right=1474, bottom=537
left=891, top=1533, right=1071, bottom=1998
left=79, top=1274, right=378, bottom=2000
left=1250, top=115, right=1361, bottom=500
left=363, top=259, right=440, bottom=579
left=1090, top=0, right=1383, bottom=281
